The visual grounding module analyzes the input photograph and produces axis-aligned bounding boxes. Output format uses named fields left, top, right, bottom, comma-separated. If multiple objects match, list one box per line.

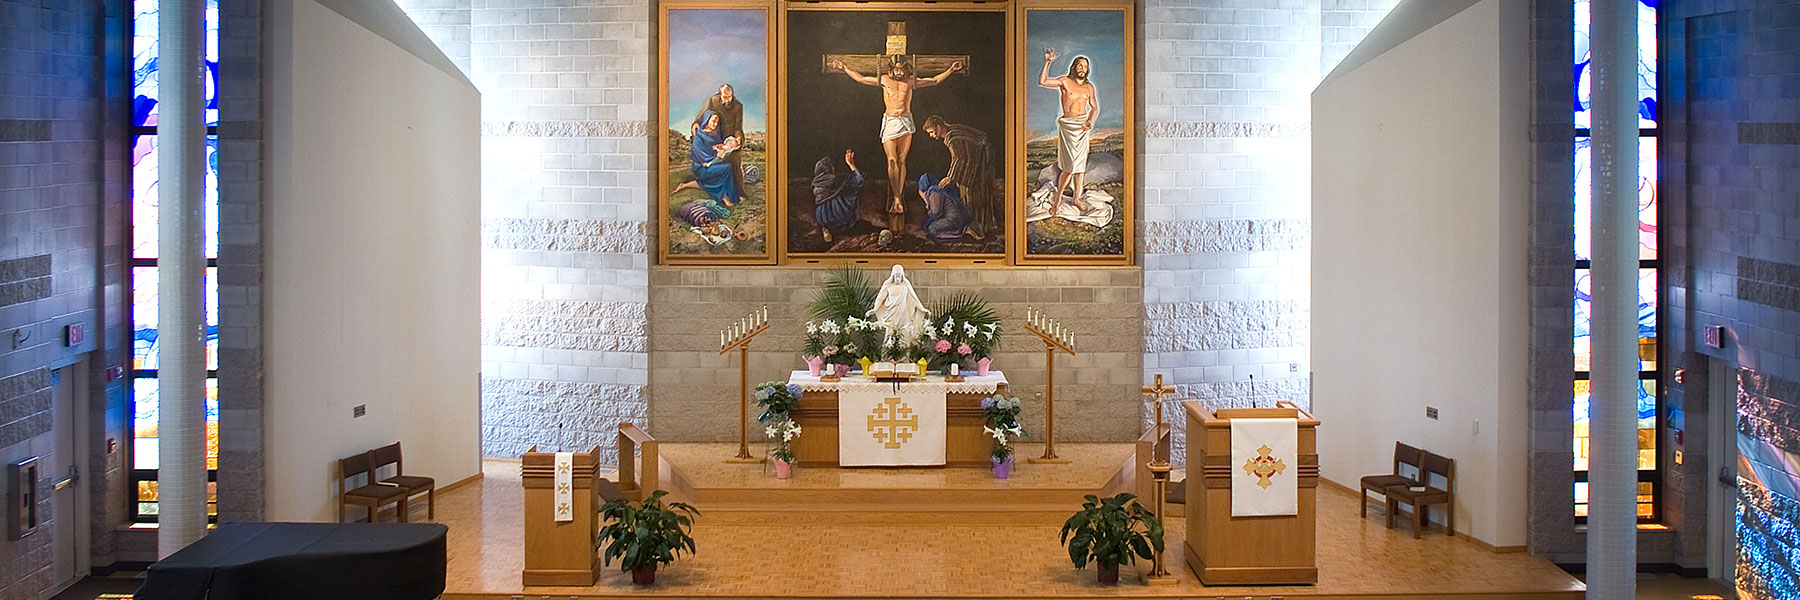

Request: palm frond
left=810, top=265, right=876, bottom=322
left=928, top=292, right=997, bottom=327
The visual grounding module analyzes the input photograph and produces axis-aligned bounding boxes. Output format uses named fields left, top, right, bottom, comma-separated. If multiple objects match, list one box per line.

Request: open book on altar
left=867, top=361, right=920, bottom=378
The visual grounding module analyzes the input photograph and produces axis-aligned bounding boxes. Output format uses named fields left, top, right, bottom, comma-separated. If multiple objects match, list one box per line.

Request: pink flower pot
left=977, top=357, right=992, bottom=377
left=833, top=363, right=850, bottom=377
left=804, top=356, right=823, bottom=377
left=992, top=456, right=1012, bottom=479
left=774, top=458, right=792, bottom=479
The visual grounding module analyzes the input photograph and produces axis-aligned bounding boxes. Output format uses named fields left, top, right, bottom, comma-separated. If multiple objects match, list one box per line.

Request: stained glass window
left=131, top=0, right=222, bottom=523
left=1571, top=0, right=1661, bottom=523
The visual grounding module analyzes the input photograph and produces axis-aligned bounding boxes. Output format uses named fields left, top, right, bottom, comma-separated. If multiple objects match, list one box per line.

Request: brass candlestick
left=1023, top=307, right=1076, bottom=464
left=720, top=306, right=770, bottom=463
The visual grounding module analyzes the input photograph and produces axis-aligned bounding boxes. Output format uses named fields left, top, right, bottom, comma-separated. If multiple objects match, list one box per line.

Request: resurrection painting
left=1020, top=6, right=1132, bottom=263
left=785, top=8, right=1008, bottom=257
left=660, top=5, right=774, bottom=263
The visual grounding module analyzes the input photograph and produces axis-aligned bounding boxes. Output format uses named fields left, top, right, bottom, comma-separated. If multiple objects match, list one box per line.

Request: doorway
left=1704, top=357, right=1737, bottom=588
left=47, top=360, right=89, bottom=597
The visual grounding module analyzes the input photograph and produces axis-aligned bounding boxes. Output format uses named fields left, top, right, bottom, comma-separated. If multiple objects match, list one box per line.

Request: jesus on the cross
left=829, top=54, right=964, bottom=236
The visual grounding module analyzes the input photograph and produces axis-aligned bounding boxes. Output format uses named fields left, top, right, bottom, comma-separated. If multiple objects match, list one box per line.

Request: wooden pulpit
left=521, top=445, right=602, bottom=587
left=1182, top=401, right=1319, bottom=585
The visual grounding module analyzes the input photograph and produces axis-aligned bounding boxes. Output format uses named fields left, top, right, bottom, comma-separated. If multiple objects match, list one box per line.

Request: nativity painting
left=660, top=5, right=774, bottom=263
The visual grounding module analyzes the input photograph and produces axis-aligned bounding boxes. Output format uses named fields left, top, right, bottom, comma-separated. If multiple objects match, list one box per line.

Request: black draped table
left=137, top=522, right=447, bottom=600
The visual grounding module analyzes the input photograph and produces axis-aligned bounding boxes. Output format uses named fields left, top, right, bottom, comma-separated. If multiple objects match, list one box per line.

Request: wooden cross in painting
left=818, top=21, right=971, bottom=77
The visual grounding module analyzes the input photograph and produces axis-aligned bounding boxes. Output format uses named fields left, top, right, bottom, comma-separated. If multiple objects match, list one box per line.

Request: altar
left=787, top=370, right=1009, bottom=467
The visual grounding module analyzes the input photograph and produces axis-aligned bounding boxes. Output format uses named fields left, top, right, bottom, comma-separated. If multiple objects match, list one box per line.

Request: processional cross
left=820, top=21, right=972, bottom=79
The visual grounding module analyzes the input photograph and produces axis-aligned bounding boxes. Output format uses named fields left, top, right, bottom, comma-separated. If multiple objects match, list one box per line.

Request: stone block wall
left=397, top=0, right=654, bottom=463
left=646, top=267, right=1144, bottom=444
left=0, top=0, right=131, bottom=592
left=1666, top=0, right=1800, bottom=578
left=1139, top=0, right=1395, bottom=461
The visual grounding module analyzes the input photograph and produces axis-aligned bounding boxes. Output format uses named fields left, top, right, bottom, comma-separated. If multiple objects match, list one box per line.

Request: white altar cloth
left=787, top=370, right=1009, bottom=394
left=787, top=370, right=1009, bottom=466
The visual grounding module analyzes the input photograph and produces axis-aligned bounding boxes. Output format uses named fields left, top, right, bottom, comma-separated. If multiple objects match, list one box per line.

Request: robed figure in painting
left=696, top=84, right=746, bottom=192
left=918, top=173, right=974, bottom=244
left=675, top=109, right=743, bottom=207
left=921, top=115, right=993, bottom=238
left=812, top=149, right=866, bottom=243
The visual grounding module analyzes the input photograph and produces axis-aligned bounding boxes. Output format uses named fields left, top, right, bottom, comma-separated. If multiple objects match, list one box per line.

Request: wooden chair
left=1385, top=451, right=1455, bottom=538
left=339, top=451, right=409, bottom=523
left=372, top=442, right=435, bottom=520
left=1358, top=442, right=1423, bottom=518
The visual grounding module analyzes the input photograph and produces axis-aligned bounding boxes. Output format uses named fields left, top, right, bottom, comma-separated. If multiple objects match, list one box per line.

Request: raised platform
left=437, top=444, right=1584, bottom=599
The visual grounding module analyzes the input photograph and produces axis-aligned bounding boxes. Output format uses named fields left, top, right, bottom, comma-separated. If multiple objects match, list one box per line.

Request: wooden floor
left=439, top=444, right=1585, bottom=599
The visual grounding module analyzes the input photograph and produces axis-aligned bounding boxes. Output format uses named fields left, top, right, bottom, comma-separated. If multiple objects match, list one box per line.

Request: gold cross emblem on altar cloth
left=555, top=481, right=572, bottom=495
left=555, top=461, right=571, bottom=474
left=1242, top=444, right=1287, bottom=489
left=867, top=397, right=919, bottom=449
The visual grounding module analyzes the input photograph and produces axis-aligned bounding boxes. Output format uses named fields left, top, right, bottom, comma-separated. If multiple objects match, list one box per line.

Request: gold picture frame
left=658, top=0, right=780, bottom=265
left=657, top=1, right=1134, bottom=267
left=1013, top=0, right=1135, bottom=265
left=778, top=2, right=1015, bottom=264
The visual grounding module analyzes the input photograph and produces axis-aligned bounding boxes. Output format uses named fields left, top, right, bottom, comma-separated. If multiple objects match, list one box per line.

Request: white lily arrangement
left=767, top=417, right=801, bottom=463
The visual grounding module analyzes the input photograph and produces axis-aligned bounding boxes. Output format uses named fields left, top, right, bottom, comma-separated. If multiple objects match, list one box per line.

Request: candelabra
left=1023, top=307, right=1076, bottom=464
left=720, top=306, right=770, bottom=463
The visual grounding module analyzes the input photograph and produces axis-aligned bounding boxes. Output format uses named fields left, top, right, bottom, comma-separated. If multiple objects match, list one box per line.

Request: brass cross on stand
left=819, top=21, right=971, bottom=77
left=1142, top=373, right=1174, bottom=449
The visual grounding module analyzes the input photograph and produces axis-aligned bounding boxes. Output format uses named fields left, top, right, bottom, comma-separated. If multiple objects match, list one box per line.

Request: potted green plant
left=1059, top=493, right=1164, bottom=585
left=596, top=490, right=701, bottom=585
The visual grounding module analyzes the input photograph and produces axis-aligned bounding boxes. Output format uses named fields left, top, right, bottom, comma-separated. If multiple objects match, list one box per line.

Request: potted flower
left=596, top=490, right=700, bottom=586
left=1059, top=493, right=1164, bottom=585
left=981, top=394, right=1024, bottom=478
left=753, top=381, right=801, bottom=424
left=765, top=417, right=800, bottom=478
left=802, top=321, right=828, bottom=376
left=923, top=294, right=1002, bottom=376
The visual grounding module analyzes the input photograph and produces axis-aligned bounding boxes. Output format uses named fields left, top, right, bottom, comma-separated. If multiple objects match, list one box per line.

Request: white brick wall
left=399, top=0, right=652, bottom=461
left=1139, top=0, right=1394, bottom=461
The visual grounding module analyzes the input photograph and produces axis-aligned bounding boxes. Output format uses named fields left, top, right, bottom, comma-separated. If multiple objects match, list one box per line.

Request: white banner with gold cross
left=1230, top=417, right=1297, bottom=517
left=553, top=451, right=574, bottom=522
left=838, top=386, right=947, bottom=466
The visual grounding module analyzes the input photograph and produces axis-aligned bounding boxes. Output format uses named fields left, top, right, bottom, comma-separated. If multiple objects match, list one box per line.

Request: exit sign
left=63, top=323, right=83, bottom=346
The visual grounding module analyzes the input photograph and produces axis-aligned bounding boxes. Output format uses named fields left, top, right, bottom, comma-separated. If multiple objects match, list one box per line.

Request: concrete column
left=158, top=0, right=210, bottom=558
left=1584, top=0, right=1639, bottom=596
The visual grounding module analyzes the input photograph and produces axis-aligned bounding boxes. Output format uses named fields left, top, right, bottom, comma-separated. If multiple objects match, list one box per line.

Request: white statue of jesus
left=868, top=265, right=930, bottom=336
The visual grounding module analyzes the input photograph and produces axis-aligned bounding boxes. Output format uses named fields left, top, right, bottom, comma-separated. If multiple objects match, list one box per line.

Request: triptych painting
left=658, top=1, right=1133, bottom=266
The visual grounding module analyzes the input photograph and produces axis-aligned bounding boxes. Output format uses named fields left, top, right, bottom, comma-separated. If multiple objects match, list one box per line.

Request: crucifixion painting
left=824, top=21, right=969, bottom=237
left=787, top=9, right=1006, bottom=256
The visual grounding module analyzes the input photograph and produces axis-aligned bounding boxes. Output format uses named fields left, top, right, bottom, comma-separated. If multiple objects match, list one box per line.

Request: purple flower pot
left=833, top=363, right=850, bottom=377
left=993, top=456, right=1012, bottom=479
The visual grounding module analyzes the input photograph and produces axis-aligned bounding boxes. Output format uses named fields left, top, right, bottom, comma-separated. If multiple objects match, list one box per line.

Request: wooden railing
left=615, top=423, right=658, bottom=500
left=1135, top=422, right=1172, bottom=503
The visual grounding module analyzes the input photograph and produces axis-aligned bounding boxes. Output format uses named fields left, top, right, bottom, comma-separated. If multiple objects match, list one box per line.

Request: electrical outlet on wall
left=353, top=404, right=366, bottom=418
left=1425, top=406, right=1438, bottom=420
